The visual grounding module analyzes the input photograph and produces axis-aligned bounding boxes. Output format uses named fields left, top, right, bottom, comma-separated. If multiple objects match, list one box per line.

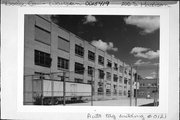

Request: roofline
left=37, top=15, right=132, bottom=68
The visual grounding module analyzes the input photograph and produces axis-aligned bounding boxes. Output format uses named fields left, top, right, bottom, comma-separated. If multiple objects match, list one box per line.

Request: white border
left=2, top=4, right=178, bottom=119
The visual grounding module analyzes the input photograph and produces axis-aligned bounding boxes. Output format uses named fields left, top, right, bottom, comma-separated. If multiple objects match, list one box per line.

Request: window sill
left=88, top=59, right=95, bottom=62
left=75, top=54, right=84, bottom=58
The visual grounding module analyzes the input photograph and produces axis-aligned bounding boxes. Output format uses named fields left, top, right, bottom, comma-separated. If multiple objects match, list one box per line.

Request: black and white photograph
left=1, top=2, right=179, bottom=120
left=24, top=15, right=160, bottom=106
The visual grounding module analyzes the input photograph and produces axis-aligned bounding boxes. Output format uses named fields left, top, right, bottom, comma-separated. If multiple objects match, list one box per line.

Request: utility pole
left=63, top=72, right=66, bottom=105
left=51, top=74, right=54, bottom=105
left=135, top=73, right=138, bottom=106
left=130, top=66, right=133, bottom=106
left=91, top=68, right=94, bottom=106
left=91, top=73, right=93, bottom=106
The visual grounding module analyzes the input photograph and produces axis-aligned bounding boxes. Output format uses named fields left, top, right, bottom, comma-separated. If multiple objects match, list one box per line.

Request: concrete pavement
left=64, top=98, right=155, bottom=106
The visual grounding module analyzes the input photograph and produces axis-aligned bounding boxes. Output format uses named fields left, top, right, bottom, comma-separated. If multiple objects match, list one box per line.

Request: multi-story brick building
left=24, top=15, right=137, bottom=105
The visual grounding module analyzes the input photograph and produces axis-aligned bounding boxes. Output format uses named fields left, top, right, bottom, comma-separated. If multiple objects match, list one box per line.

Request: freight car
left=32, top=74, right=91, bottom=105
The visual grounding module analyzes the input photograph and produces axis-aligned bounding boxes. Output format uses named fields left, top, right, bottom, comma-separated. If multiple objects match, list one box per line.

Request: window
left=106, top=84, right=111, bottom=96
left=113, top=85, right=117, bottom=95
left=119, top=65, right=123, bottom=73
left=98, top=55, right=104, bottom=65
left=129, top=70, right=132, bottom=76
left=34, top=50, right=51, bottom=67
left=88, top=51, right=95, bottom=61
left=75, top=44, right=84, bottom=57
left=106, top=72, right=111, bottom=80
left=98, top=85, right=103, bottom=95
left=124, top=69, right=127, bottom=74
left=75, top=78, right=83, bottom=83
left=119, top=76, right=123, bottom=83
left=98, top=69, right=104, bottom=79
left=124, top=78, right=128, bottom=84
left=75, top=62, right=84, bottom=74
left=114, top=63, right=118, bottom=71
left=113, top=74, right=118, bottom=82
left=58, top=37, right=70, bottom=52
left=57, top=57, right=69, bottom=70
left=98, top=88, right=103, bottom=95
left=88, top=66, right=94, bottom=76
left=35, top=26, right=51, bottom=45
left=107, top=60, right=112, bottom=68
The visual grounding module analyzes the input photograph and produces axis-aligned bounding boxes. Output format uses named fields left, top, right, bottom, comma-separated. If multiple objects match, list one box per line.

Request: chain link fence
left=24, top=64, right=159, bottom=106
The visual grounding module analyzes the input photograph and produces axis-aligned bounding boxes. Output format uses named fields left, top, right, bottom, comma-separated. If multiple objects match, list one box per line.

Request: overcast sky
left=51, top=15, right=159, bottom=79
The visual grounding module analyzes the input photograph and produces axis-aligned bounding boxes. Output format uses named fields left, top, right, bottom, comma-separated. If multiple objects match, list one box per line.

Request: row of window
left=34, top=25, right=127, bottom=73
left=34, top=50, right=130, bottom=84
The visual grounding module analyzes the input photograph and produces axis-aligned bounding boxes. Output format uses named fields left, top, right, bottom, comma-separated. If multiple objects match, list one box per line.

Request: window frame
left=74, top=62, right=84, bottom=74
left=57, top=57, right=69, bottom=70
left=107, top=60, right=112, bottom=68
left=75, top=44, right=84, bottom=57
left=88, top=66, right=94, bottom=76
left=106, top=72, right=111, bottom=80
left=98, top=55, right=104, bottom=65
left=113, top=74, right=118, bottom=82
left=34, top=50, right=51, bottom=68
left=88, top=50, right=95, bottom=61
left=98, top=69, right=104, bottom=79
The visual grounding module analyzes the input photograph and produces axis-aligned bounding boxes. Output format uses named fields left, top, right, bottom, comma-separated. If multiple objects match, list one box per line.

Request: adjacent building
left=24, top=15, right=137, bottom=104
left=137, top=78, right=159, bottom=99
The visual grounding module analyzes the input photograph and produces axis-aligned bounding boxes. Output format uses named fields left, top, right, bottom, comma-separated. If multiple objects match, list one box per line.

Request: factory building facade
left=24, top=15, right=137, bottom=104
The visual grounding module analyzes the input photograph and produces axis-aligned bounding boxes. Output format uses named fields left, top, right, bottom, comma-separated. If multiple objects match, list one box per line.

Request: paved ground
left=64, top=98, right=155, bottom=106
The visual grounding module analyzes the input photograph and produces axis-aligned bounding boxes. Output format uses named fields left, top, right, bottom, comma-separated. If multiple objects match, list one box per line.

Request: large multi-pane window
left=98, top=55, right=104, bottom=65
left=107, top=60, right=112, bottom=68
left=88, top=50, right=95, bottom=61
left=114, top=63, right=118, bottom=71
left=113, top=85, right=117, bottom=95
left=106, top=83, right=111, bottom=95
left=35, top=26, right=51, bottom=45
left=113, top=74, right=118, bottom=82
left=75, top=44, right=84, bottom=57
left=124, top=78, right=128, bottom=84
left=106, top=72, right=111, bottom=80
left=119, top=85, right=123, bottom=95
left=98, top=69, right=104, bottom=79
left=58, top=37, right=70, bottom=52
left=119, top=76, right=123, bottom=83
left=34, top=50, right=51, bottom=67
left=129, top=70, right=132, bottom=76
left=75, top=62, right=84, bottom=74
left=57, top=57, right=69, bottom=70
left=88, top=66, right=94, bottom=76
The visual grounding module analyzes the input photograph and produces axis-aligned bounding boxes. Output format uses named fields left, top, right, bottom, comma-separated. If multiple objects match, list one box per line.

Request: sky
left=51, top=15, right=159, bottom=79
